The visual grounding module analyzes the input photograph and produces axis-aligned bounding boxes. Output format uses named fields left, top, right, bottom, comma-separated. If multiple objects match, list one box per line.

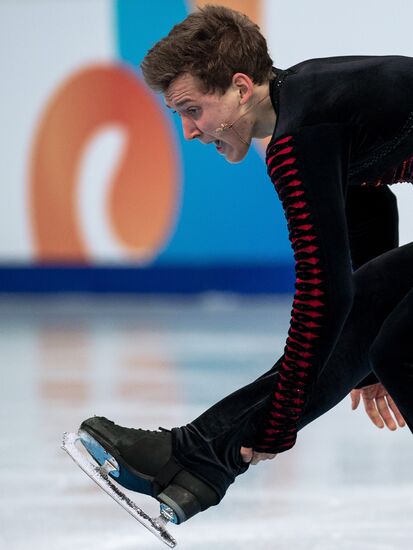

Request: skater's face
left=164, top=73, right=255, bottom=163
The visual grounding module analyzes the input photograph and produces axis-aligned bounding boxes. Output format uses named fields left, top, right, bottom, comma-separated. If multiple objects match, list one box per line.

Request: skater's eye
left=184, top=107, right=202, bottom=120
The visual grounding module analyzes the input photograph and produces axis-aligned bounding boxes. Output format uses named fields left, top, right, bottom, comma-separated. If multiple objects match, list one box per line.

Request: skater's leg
left=78, top=243, right=413, bottom=523
left=172, top=242, right=413, bottom=485
left=368, top=286, right=413, bottom=432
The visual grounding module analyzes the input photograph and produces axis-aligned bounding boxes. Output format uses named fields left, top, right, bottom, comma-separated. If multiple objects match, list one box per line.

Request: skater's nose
left=181, top=116, right=201, bottom=141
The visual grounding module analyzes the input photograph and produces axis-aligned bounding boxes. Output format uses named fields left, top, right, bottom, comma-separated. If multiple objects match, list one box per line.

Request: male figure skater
left=78, top=5, right=412, bottom=524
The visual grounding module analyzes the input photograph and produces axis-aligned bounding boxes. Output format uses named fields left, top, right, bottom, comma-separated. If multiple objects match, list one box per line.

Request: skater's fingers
left=351, top=389, right=361, bottom=410
left=250, top=452, right=277, bottom=466
left=386, top=395, right=406, bottom=428
left=375, top=396, right=396, bottom=430
left=251, top=455, right=261, bottom=465
left=362, top=396, right=384, bottom=428
left=240, top=447, right=253, bottom=463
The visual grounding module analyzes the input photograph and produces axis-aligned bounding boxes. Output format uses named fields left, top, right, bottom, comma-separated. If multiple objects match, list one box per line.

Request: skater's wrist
left=240, top=447, right=278, bottom=465
left=252, top=413, right=298, bottom=454
left=253, top=427, right=298, bottom=455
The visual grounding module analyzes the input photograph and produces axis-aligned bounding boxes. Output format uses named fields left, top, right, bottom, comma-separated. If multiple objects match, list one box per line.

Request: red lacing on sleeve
left=360, top=152, right=413, bottom=187
left=258, top=135, right=328, bottom=452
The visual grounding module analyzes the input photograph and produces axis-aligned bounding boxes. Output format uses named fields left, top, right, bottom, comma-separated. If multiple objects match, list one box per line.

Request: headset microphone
left=214, top=95, right=268, bottom=146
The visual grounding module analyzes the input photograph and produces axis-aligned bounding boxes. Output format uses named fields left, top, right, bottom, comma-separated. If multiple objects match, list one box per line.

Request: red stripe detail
left=270, top=166, right=298, bottom=180
left=296, top=321, right=322, bottom=330
left=294, top=298, right=324, bottom=308
left=288, top=202, right=307, bottom=210
left=298, top=245, right=319, bottom=254
left=297, top=277, right=322, bottom=284
left=271, top=157, right=296, bottom=171
left=285, top=180, right=303, bottom=188
left=297, top=235, right=317, bottom=242
left=283, top=169, right=299, bottom=177
left=301, top=257, right=320, bottom=265
left=292, top=309, right=323, bottom=319
left=296, top=289, right=324, bottom=297
left=274, top=135, right=293, bottom=145
left=261, top=134, right=330, bottom=453
left=288, top=333, right=313, bottom=348
left=267, top=146, right=294, bottom=164
left=295, top=224, right=312, bottom=230
left=299, top=350, right=316, bottom=357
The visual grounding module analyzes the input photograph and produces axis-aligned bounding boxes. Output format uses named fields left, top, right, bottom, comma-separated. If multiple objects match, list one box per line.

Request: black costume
left=172, top=54, right=413, bottom=486
left=80, top=56, right=413, bottom=520
left=258, top=55, right=413, bottom=453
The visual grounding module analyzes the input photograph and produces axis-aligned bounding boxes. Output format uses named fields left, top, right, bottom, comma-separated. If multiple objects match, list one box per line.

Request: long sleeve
left=345, top=185, right=399, bottom=270
left=345, top=185, right=399, bottom=388
left=255, top=124, right=354, bottom=454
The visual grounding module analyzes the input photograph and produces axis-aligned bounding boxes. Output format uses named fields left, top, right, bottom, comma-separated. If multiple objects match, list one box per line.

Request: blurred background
left=1, top=0, right=411, bottom=293
left=1, top=1, right=412, bottom=549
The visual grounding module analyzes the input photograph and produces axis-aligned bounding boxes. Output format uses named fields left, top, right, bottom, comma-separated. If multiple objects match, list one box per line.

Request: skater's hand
left=351, top=383, right=406, bottom=430
left=240, top=447, right=277, bottom=465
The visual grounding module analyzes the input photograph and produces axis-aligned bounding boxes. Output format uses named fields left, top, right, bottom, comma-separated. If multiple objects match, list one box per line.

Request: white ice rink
left=1, top=295, right=412, bottom=550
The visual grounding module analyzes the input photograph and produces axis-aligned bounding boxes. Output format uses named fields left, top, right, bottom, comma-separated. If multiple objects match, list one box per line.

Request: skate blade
left=61, top=432, right=177, bottom=548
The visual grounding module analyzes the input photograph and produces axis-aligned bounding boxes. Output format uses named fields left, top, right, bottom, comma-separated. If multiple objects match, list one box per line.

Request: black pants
left=172, top=242, right=413, bottom=500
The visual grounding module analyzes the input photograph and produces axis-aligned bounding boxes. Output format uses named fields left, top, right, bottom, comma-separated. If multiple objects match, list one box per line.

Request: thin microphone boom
left=214, top=94, right=269, bottom=145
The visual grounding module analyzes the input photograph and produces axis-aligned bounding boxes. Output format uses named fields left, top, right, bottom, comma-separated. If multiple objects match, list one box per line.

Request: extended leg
left=172, top=242, right=413, bottom=495
left=75, top=243, right=413, bottom=523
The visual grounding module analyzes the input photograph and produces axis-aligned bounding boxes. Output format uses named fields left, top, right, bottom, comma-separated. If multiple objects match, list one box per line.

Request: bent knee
left=369, top=332, right=411, bottom=378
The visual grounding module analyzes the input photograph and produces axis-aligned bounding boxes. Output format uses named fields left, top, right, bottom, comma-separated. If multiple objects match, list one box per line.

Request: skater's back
left=272, top=55, right=413, bottom=184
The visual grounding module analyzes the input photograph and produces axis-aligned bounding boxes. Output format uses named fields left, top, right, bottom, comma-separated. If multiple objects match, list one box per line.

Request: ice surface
left=0, top=295, right=411, bottom=549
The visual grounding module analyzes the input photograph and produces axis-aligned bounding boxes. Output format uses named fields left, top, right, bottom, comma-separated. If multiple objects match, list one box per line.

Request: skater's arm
left=345, top=185, right=399, bottom=389
left=254, top=124, right=354, bottom=454
left=345, top=185, right=399, bottom=270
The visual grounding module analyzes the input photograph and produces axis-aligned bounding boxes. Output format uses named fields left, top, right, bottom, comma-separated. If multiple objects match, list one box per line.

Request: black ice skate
left=62, top=416, right=220, bottom=547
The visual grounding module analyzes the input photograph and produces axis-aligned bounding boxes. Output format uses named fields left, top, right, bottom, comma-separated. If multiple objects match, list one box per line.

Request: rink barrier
left=0, top=264, right=294, bottom=294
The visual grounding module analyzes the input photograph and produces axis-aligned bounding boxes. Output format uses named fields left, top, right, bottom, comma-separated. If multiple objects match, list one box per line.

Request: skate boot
left=78, top=416, right=220, bottom=525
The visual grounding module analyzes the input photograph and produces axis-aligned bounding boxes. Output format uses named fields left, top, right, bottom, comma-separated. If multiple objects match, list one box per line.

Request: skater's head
left=141, top=5, right=275, bottom=163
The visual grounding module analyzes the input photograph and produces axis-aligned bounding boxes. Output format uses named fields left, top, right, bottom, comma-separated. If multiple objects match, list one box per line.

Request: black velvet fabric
left=346, top=185, right=399, bottom=388
left=173, top=242, right=413, bottom=500
left=255, top=56, right=413, bottom=453
left=172, top=55, right=413, bottom=496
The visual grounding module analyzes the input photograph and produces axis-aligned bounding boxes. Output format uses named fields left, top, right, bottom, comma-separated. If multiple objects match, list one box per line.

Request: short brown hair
left=141, top=4, right=273, bottom=95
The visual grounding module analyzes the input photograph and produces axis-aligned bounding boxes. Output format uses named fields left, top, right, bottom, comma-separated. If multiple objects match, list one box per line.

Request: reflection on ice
left=0, top=296, right=411, bottom=549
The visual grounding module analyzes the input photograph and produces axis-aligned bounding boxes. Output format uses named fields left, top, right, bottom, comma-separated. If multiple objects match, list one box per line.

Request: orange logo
left=30, top=64, right=179, bottom=263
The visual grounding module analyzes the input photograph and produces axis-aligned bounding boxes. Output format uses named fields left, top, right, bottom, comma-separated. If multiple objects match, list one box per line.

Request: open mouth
left=215, top=140, right=224, bottom=152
